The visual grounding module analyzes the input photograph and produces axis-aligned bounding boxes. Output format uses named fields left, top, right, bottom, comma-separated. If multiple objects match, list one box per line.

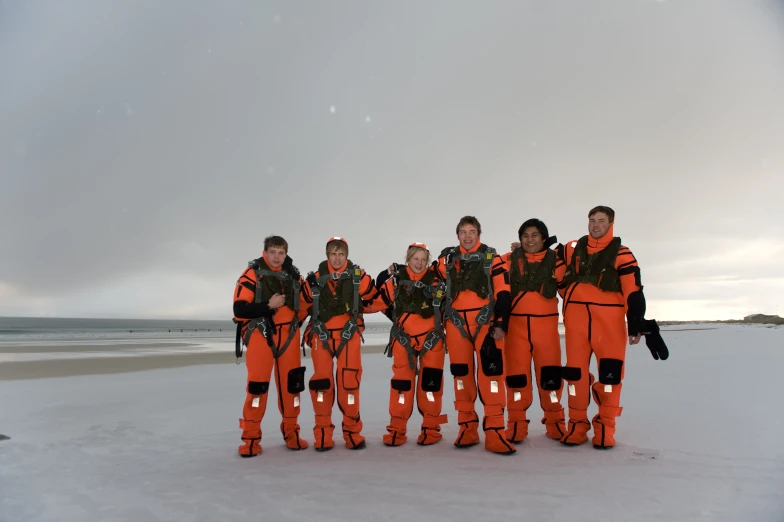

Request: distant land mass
left=660, top=314, right=784, bottom=326
left=1, top=314, right=782, bottom=327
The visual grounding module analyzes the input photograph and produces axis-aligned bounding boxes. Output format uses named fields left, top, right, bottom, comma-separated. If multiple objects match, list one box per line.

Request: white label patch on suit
left=571, top=241, right=577, bottom=247
left=549, top=391, right=558, bottom=403
left=490, top=380, right=499, bottom=393
left=398, top=393, right=405, bottom=404
left=348, top=393, right=355, bottom=405
left=604, top=384, right=612, bottom=393
left=568, top=384, right=576, bottom=396
left=457, top=379, right=464, bottom=391
left=294, top=396, right=300, bottom=407
left=513, top=391, right=521, bottom=402
left=317, top=391, right=324, bottom=403
left=251, top=397, right=260, bottom=408
left=426, top=391, right=435, bottom=402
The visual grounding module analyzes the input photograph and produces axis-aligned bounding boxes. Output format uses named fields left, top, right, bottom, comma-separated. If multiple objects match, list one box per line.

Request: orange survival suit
left=435, top=242, right=515, bottom=455
left=559, top=223, right=642, bottom=448
left=502, top=245, right=567, bottom=443
left=365, top=263, right=448, bottom=446
left=233, top=253, right=309, bottom=457
left=301, top=259, right=376, bottom=451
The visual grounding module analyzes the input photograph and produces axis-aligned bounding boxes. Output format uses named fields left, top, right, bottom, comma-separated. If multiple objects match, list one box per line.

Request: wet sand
left=0, top=343, right=388, bottom=381
left=0, top=352, right=233, bottom=380
left=0, top=342, right=197, bottom=354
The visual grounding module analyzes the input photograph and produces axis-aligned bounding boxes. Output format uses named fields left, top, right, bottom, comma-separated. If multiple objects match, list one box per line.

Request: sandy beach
left=0, top=319, right=726, bottom=382
left=0, top=342, right=388, bottom=381
left=0, top=325, right=707, bottom=381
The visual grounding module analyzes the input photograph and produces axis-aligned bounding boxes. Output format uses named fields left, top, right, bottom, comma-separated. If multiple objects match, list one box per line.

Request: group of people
left=231, top=205, right=669, bottom=458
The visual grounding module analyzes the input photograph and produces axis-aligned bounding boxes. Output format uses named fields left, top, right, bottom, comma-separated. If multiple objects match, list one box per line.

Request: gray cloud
left=1, top=0, right=783, bottom=319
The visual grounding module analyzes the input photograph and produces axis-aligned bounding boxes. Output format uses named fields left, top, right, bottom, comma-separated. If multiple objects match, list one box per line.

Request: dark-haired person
left=560, top=206, right=669, bottom=449
left=233, top=235, right=309, bottom=457
left=434, top=216, right=515, bottom=455
left=502, top=219, right=566, bottom=443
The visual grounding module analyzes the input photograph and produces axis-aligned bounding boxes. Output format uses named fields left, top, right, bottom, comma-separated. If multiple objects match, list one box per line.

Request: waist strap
left=387, top=324, right=444, bottom=371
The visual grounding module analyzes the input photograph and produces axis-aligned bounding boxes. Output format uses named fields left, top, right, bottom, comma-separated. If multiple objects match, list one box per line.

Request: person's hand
left=628, top=334, right=641, bottom=345
left=492, top=327, right=505, bottom=340
left=268, top=293, right=286, bottom=309
left=510, top=242, right=521, bottom=251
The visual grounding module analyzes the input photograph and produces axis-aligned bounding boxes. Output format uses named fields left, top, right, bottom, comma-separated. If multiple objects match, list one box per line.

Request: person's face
left=265, top=246, right=287, bottom=268
left=328, top=247, right=348, bottom=270
left=408, top=250, right=428, bottom=274
left=458, top=225, right=479, bottom=250
left=588, top=212, right=612, bottom=239
left=521, top=227, right=544, bottom=254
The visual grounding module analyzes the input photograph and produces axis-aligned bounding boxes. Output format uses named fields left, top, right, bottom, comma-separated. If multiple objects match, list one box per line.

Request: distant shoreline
left=658, top=319, right=784, bottom=326
left=2, top=316, right=781, bottom=325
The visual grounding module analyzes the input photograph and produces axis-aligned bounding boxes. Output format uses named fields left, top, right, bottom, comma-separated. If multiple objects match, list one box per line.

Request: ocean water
left=0, top=316, right=394, bottom=347
left=0, top=316, right=565, bottom=348
left=0, top=317, right=236, bottom=345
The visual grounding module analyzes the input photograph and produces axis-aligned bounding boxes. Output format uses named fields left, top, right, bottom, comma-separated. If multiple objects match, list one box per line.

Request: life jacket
left=234, top=256, right=301, bottom=360
left=562, top=235, right=622, bottom=293
left=305, top=260, right=363, bottom=359
left=442, top=243, right=495, bottom=300
left=248, top=257, right=301, bottom=311
left=394, top=268, right=438, bottom=319
left=312, top=259, right=362, bottom=322
left=509, top=248, right=558, bottom=299
left=387, top=268, right=446, bottom=370
left=440, top=244, right=496, bottom=342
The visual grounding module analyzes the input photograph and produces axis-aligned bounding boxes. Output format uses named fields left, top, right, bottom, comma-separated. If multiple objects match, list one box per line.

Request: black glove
left=479, top=331, right=504, bottom=376
left=391, top=263, right=404, bottom=274
left=556, top=243, right=565, bottom=262
left=544, top=235, right=558, bottom=249
left=306, top=273, right=318, bottom=288
left=376, top=269, right=392, bottom=289
left=283, top=255, right=293, bottom=269
left=641, top=319, right=669, bottom=361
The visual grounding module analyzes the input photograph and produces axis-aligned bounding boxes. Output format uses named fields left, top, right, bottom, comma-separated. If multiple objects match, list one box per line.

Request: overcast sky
left=1, top=0, right=783, bottom=321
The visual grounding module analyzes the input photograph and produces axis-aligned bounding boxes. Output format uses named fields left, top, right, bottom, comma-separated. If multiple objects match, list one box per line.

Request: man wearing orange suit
left=365, top=242, right=448, bottom=447
left=435, top=216, right=516, bottom=455
left=233, top=235, right=309, bottom=457
left=301, top=237, right=377, bottom=451
left=502, top=219, right=566, bottom=443
left=560, top=206, right=669, bottom=449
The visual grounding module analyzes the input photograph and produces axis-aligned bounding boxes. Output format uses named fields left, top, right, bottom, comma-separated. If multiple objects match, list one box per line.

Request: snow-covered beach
left=1, top=323, right=782, bottom=521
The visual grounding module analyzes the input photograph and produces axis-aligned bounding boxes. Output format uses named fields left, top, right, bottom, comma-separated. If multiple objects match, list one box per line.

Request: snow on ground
left=1, top=325, right=783, bottom=522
